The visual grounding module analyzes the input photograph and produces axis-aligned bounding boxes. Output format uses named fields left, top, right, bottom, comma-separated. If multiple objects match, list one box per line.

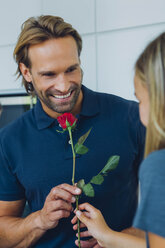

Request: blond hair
left=135, top=32, right=165, bottom=157
left=13, top=15, right=82, bottom=95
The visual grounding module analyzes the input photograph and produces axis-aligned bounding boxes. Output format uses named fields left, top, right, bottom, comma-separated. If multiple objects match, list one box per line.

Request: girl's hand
left=71, top=202, right=112, bottom=247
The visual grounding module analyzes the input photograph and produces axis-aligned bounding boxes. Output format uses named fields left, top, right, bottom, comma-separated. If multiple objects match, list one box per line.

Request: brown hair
left=135, top=32, right=165, bottom=157
left=13, top=15, right=82, bottom=94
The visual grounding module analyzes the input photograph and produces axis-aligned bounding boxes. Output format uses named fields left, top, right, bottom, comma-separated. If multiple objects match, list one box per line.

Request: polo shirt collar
left=34, top=100, right=57, bottom=130
left=80, top=85, right=100, bottom=117
left=34, top=85, right=100, bottom=130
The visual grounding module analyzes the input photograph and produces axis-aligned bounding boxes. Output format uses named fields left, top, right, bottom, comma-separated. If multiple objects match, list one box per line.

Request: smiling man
left=0, top=15, right=145, bottom=248
left=20, top=36, right=83, bottom=117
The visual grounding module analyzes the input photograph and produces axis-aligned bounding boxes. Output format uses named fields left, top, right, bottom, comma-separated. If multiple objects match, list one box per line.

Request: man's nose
left=54, top=73, right=69, bottom=92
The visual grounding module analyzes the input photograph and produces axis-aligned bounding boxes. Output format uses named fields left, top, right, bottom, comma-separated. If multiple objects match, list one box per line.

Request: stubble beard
left=35, top=83, right=82, bottom=114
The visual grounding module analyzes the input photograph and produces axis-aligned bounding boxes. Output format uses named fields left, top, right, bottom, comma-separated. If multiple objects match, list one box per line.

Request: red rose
left=57, top=113, right=77, bottom=130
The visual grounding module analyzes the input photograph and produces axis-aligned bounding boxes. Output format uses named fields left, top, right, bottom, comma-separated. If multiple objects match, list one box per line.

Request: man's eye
left=66, top=68, right=76, bottom=73
left=43, top=73, right=55, bottom=77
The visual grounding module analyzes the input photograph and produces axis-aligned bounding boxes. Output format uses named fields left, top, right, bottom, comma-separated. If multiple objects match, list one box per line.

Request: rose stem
left=68, top=128, right=81, bottom=248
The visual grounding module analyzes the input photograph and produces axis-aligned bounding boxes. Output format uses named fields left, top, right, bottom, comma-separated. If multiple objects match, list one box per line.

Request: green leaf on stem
left=56, top=129, right=65, bottom=133
left=77, top=179, right=85, bottom=190
left=82, top=183, right=95, bottom=197
left=75, top=143, right=89, bottom=155
left=77, top=128, right=92, bottom=145
left=100, top=155, right=120, bottom=174
left=90, top=174, right=104, bottom=185
left=66, top=120, right=71, bottom=128
left=71, top=120, right=77, bottom=129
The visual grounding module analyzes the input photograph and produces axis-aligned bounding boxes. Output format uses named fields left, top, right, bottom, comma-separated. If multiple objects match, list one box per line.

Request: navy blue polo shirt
left=0, top=85, right=145, bottom=248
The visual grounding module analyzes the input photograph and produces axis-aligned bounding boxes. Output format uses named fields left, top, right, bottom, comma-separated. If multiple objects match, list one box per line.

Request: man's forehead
left=28, top=37, right=80, bottom=69
left=28, top=37, right=78, bottom=55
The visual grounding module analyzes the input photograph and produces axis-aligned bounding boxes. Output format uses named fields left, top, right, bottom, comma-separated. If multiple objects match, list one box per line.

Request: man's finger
left=58, top=184, right=81, bottom=195
left=49, top=209, right=71, bottom=221
left=73, top=222, right=86, bottom=230
left=71, top=214, right=77, bottom=224
left=76, top=230, right=91, bottom=238
left=48, top=199, right=73, bottom=212
left=75, top=238, right=97, bottom=248
left=47, top=184, right=81, bottom=202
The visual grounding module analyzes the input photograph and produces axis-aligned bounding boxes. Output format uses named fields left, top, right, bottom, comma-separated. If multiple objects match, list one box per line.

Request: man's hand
left=75, top=237, right=102, bottom=248
left=0, top=184, right=81, bottom=248
left=73, top=222, right=101, bottom=248
left=37, top=183, right=81, bottom=230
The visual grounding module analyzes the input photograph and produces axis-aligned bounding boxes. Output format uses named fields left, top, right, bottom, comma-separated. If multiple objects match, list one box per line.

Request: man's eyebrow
left=38, top=70, right=55, bottom=76
left=66, top=63, right=79, bottom=70
left=38, top=64, right=79, bottom=76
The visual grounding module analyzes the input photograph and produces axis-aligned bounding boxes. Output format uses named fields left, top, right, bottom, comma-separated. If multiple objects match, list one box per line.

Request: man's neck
left=71, top=90, right=83, bottom=116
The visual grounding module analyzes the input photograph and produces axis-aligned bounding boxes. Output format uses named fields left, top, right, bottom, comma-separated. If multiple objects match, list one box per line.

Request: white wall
left=0, top=0, right=165, bottom=100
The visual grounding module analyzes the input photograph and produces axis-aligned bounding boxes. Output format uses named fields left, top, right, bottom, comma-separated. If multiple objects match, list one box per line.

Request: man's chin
left=51, top=105, right=74, bottom=114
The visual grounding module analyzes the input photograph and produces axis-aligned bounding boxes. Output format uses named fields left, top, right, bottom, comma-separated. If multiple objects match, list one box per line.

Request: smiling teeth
left=54, top=92, right=71, bottom=99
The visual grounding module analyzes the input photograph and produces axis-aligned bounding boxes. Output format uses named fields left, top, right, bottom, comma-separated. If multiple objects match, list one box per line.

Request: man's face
left=21, top=36, right=82, bottom=117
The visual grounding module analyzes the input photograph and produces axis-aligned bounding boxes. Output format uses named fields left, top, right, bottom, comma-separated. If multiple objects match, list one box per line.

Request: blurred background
left=0, top=0, right=165, bottom=126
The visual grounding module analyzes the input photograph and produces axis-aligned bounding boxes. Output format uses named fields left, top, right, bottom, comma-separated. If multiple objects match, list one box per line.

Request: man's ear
left=19, top=63, right=32, bottom=82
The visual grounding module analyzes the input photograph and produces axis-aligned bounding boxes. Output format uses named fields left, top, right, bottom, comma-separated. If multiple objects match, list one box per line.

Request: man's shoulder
left=95, top=90, right=138, bottom=116
left=97, top=90, right=135, bottom=104
left=83, top=86, right=139, bottom=121
left=85, top=86, right=137, bottom=107
left=0, top=108, right=34, bottom=140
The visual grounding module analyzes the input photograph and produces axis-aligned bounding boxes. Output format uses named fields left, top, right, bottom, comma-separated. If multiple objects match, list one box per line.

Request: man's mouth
left=52, top=91, right=72, bottom=99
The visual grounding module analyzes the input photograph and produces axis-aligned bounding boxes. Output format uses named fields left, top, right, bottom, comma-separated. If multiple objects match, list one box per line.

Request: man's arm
left=0, top=184, right=81, bottom=248
left=0, top=200, right=46, bottom=248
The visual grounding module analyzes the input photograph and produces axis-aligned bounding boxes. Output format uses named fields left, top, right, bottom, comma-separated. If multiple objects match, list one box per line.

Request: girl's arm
left=149, top=232, right=165, bottom=248
left=72, top=202, right=146, bottom=248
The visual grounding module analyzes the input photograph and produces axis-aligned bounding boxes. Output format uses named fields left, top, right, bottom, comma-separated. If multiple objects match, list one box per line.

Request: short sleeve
left=0, top=139, right=25, bottom=201
left=133, top=149, right=165, bottom=238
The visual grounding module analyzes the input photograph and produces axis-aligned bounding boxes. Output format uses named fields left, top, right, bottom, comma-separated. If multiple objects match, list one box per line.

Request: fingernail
left=76, top=210, right=81, bottom=217
left=71, top=197, right=76, bottom=203
left=75, top=188, right=81, bottom=194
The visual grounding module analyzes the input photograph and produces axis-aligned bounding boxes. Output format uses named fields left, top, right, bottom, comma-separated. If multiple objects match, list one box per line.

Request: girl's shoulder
left=139, top=149, right=165, bottom=180
left=134, top=148, right=165, bottom=238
